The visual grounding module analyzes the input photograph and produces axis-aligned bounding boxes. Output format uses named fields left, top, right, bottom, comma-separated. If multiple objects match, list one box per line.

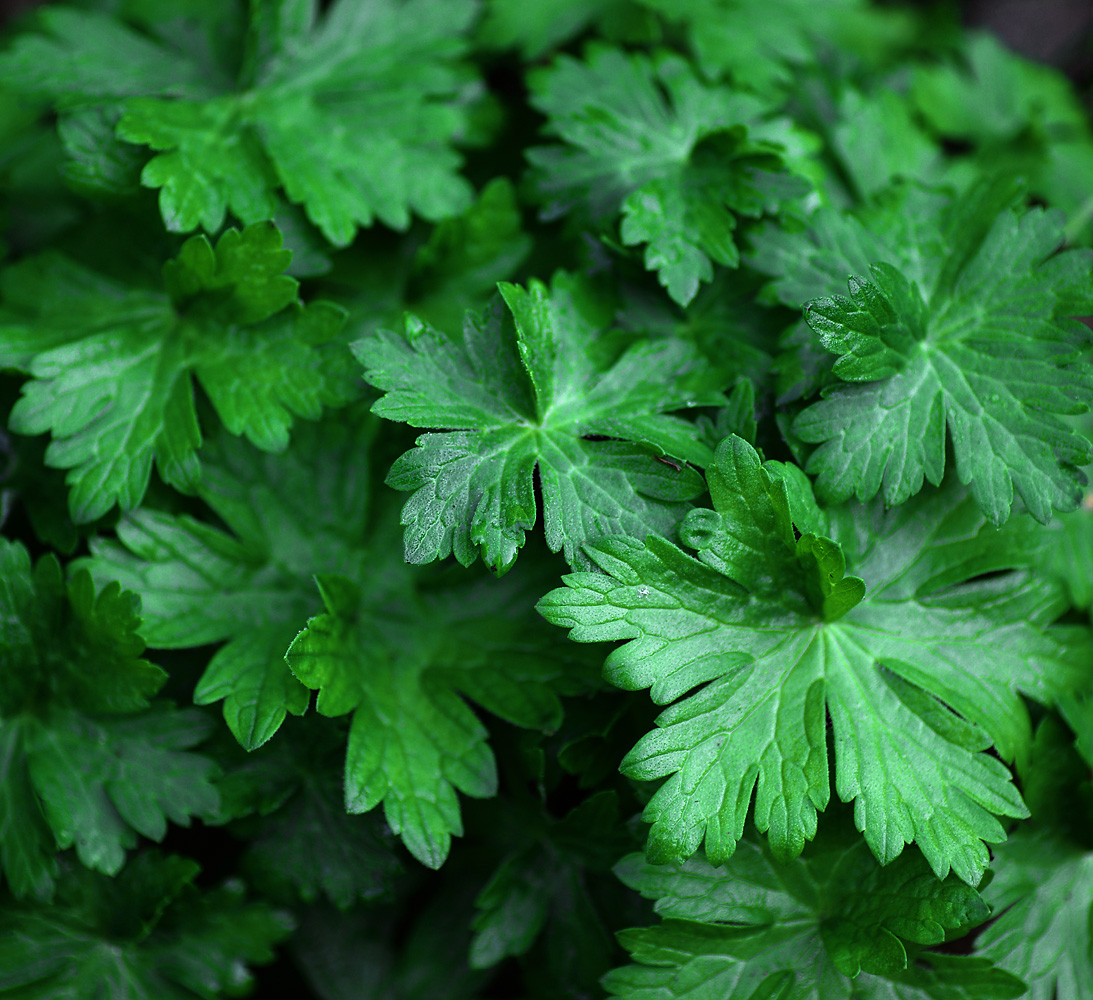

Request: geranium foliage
left=0, top=1, right=1089, bottom=998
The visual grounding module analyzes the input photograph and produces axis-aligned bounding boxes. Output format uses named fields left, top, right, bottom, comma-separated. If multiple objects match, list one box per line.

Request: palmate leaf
left=82, top=412, right=376, bottom=750
left=0, top=222, right=350, bottom=522
left=604, top=824, right=1025, bottom=1000
left=285, top=562, right=592, bottom=869
left=750, top=182, right=1024, bottom=403
left=526, top=47, right=807, bottom=304
left=0, top=0, right=476, bottom=243
left=0, top=852, right=291, bottom=999
left=356, top=275, right=724, bottom=572
left=0, top=540, right=219, bottom=901
left=751, top=182, right=1093, bottom=524
left=87, top=402, right=592, bottom=869
left=539, top=435, right=1085, bottom=884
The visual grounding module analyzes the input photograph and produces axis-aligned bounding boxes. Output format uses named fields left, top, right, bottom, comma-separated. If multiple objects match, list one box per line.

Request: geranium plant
left=0, top=1, right=1090, bottom=997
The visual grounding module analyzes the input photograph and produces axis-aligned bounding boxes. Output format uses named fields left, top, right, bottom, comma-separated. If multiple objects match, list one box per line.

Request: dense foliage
left=0, top=1, right=1090, bottom=997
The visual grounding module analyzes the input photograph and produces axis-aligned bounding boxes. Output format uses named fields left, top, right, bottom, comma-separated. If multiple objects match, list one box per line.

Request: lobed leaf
left=357, top=276, right=723, bottom=571
left=539, top=436, right=1084, bottom=881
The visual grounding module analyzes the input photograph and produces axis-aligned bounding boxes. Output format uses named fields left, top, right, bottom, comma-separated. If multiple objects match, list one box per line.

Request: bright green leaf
left=797, top=209, right=1093, bottom=525
left=751, top=183, right=1093, bottom=524
left=539, top=436, right=1084, bottom=882
left=285, top=561, right=587, bottom=868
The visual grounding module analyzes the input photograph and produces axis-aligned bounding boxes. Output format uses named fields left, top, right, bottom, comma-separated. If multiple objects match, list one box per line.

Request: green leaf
left=912, top=34, right=1089, bottom=143
left=618, top=267, right=783, bottom=394
left=0, top=1, right=477, bottom=243
left=245, top=768, right=399, bottom=911
left=977, top=827, right=1093, bottom=1000
left=749, top=181, right=1017, bottom=313
left=285, top=560, right=586, bottom=868
left=291, top=890, right=490, bottom=1000
left=1043, top=489, right=1093, bottom=611
left=357, top=276, right=722, bottom=571
left=57, top=106, right=146, bottom=199
left=1019, top=713, right=1093, bottom=838
left=751, top=183, right=1093, bottom=524
left=89, top=401, right=589, bottom=869
left=471, top=851, right=554, bottom=968
left=24, top=709, right=218, bottom=877
left=539, top=436, right=1084, bottom=882
left=0, top=721, right=56, bottom=905
left=0, top=6, right=217, bottom=102
left=478, top=0, right=638, bottom=58
left=82, top=412, right=376, bottom=750
left=0, top=852, right=291, bottom=999
left=797, top=208, right=1093, bottom=525
left=831, top=88, right=944, bottom=200
left=973, top=710, right=1093, bottom=999
left=0, top=540, right=219, bottom=900
left=604, top=823, right=1018, bottom=1000
left=0, top=222, right=349, bottom=522
left=527, top=47, right=806, bottom=304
